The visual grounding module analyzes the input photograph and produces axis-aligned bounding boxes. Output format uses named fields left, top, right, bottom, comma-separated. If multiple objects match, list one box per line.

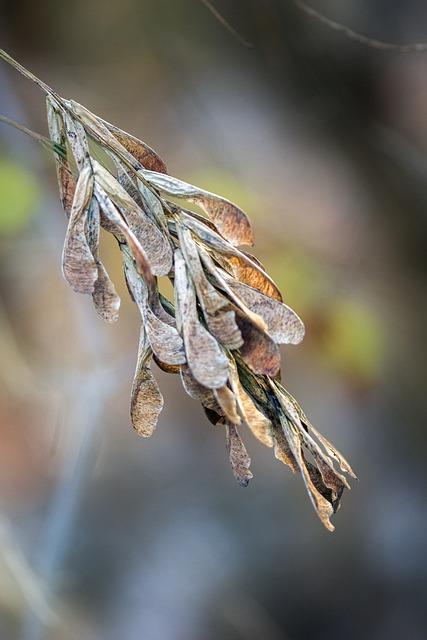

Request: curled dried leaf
left=62, top=165, right=98, bottom=294
left=145, top=171, right=253, bottom=246
left=226, top=423, right=253, bottom=487
left=131, top=327, right=164, bottom=437
left=174, top=250, right=229, bottom=388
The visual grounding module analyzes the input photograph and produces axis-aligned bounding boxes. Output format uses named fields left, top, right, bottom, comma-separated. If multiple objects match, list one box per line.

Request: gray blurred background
left=0, top=1, right=426, bottom=639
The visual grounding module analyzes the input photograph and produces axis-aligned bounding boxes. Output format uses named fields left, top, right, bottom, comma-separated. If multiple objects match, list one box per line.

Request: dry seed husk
left=279, top=413, right=336, bottom=531
left=214, top=385, right=241, bottom=425
left=63, top=111, right=90, bottom=171
left=235, top=312, right=281, bottom=378
left=228, top=363, right=273, bottom=447
left=131, top=327, right=164, bottom=437
left=62, top=164, right=98, bottom=294
left=68, top=100, right=142, bottom=173
left=145, top=171, right=253, bottom=247
left=93, top=159, right=172, bottom=276
left=180, top=365, right=221, bottom=412
left=178, top=227, right=243, bottom=349
left=46, top=98, right=76, bottom=216
left=123, top=252, right=185, bottom=366
left=273, top=383, right=350, bottom=491
left=174, top=249, right=229, bottom=389
left=197, top=246, right=267, bottom=332
left=279, top=386, right=356, bottom=479
left=100, top=118, right=168, bottom=173
left=94, top=184, right=155, bottom=289
left=226, top=423, right=253, bottom=486
left=85, top=198, right=120, bottom=322
left=179, top=212, right=281, bottom=300
left=223, top=276, right=305, bottom=345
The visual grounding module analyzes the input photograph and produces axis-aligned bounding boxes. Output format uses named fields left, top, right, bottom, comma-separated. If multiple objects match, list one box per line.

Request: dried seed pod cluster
left=40, top=84, right=355, bottom=530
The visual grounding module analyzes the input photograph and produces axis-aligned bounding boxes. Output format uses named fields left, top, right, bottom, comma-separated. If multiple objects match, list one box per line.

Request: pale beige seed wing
left=123, top=251, right=185, bottom=365
left=68, top=101, right=141, bottom=173
left=174, top=250, right=229, bottom=389
left=279, top=385, right=356, bottom=479
left=273, top=382, right=350, bottom=492
left=279, top=414, right=336, bottom=532
left=100, top=118, right=168, bottom=173
left=131, top=327, right=164, bottom=437
left=94, top=184, right=155, bottom=289
left=93, top=160, right=172, bottom=276
left=62, top=165, right=98, bottom=294
left=180, top=212, right=281, bottom=300
left=224, top=277, right=305, bottom=345
left=85, top=198, right=120, bottom=322
left=235, top=312, right=281, bottom=378
left=145, top=307, right=186, bottom=366
left=226, top=423, right=253, bottom=487
left=62, top=111, right=90, bottom=171
left=46, top=98, right=76, bottom=217
left=92, top=262, right=120, bottom=323
left=178, top=227, right=243, bottom=350
left=214, top=386, right=241, bottom=425
left=197, top=247, right=267, bottom=332
left=144, top=170, right=253, bottom=247
left=228, top=363, right=273, bottom=447
left=180, top=365, right=221, bottom=412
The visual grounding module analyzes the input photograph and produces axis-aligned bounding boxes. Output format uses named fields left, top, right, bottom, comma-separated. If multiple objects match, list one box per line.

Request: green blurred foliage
left=263, top=249, right=324, bottom=312
left=0, top=158, right=40, bottom=235
left=322, top=298, right=385, bottom=382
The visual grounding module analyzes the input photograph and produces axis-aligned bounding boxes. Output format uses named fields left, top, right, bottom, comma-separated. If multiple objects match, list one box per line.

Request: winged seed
left=131, top=327, right=164, bottom=437
left=174, top=250, right=229, bottom=388
left=144, top=170, right=253, bottom=246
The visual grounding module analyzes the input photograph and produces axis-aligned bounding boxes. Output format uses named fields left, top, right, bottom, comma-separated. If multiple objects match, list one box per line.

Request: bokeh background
left=1, top=1, right=427, bottom=639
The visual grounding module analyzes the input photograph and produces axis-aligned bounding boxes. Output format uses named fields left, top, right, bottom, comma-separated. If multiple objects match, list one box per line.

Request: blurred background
left=0, top=1, right=426, bottom=639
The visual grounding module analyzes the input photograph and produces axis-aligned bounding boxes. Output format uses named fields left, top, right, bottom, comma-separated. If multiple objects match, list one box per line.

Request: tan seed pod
left=225, top=423, right=253, bottom=487
left=62, top=165, right=98, bottom=294
left=174, top=249, right=229, bottom=389
left=145, top=171, right=253, bottom=247
left=131, top=327, right=164, bottom=437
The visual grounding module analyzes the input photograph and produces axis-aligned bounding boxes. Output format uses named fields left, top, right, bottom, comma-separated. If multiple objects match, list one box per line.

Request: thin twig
left=200, top=0, right=253, bottom=48
left=0, top=48, right=57, bottom=93
left=0, top=113, right=66, bottom=157
left=293, top=0, right=427, bottom=53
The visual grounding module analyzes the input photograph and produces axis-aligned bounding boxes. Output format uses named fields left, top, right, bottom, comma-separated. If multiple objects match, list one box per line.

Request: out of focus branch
left=293, top=0, right=427, bottom=53
left=199, top=0, right=253, bottom=47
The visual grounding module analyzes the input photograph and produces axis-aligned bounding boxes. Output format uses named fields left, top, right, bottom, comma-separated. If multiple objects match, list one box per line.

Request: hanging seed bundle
left=0, top=50, right=356, bottom=531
